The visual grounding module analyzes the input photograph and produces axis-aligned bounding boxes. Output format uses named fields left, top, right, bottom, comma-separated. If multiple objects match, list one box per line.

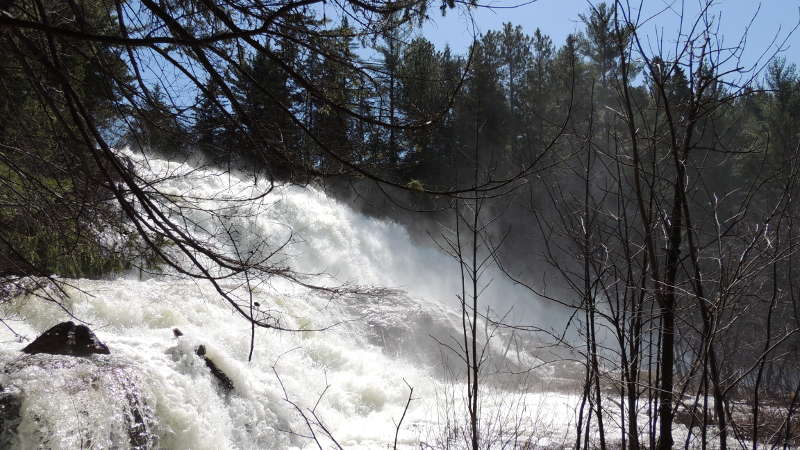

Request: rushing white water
left=0, top=150, right=587, bottom=449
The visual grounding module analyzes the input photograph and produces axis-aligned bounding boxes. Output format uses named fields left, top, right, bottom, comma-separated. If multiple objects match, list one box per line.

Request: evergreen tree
left=306, top=19, right=360, bottom=175
left=578, top=2, right=622, bottom=87
left=523, top=29, right=555, bottom=156
left=193, top=79, right=231, bottom=164
left=453, top=35, right=510, bottom=182
left=397, top=38, right=447, bottom=181
left=375, top=17, right=411, bottom=168
left=233, top=39, right=302, bottom=179
left=130, top=86, right=189, bottom=157
left=764, top=59, right=800, bottom=169
left=498, top=23, right=533, bottom=157
left=0, top=0, right=149, bottom=277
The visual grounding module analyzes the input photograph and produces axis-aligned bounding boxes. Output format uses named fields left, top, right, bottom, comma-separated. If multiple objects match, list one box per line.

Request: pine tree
left=194, top=79, right=231, bottom=164
left=0, top=0, right=137, bottom=277
left=498, top=23, right=533, bottom=156
left=397, top=38, right=444, bottom=178
left=130, top=86, right=188, bottom=157
left=523, top=29, right=555, bottom=155
left=305, top=19, right=360, bottom=175
left=233, top=39, right=302, bottom=179
left=454, top=35, right=510, bottom=182
left=375, top=16, right=411, bottom=168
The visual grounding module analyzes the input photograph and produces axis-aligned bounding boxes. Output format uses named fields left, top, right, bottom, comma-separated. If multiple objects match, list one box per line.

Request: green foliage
left=0, top=0, right=139, bottom=278
left=3, top=0, right=798, bottom=284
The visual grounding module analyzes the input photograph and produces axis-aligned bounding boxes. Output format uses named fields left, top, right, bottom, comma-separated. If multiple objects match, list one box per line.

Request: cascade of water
left=0, top=149, right=579, bottom=449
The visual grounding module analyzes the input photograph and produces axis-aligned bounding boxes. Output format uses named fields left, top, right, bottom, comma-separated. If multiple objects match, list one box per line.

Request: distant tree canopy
left=4, top=1, right=800, bottom=448
left=1, top=0, right=798, bottom=295
left=0, top=0, right=136, bottom=277
left=0, top=0, right=473, bottom=280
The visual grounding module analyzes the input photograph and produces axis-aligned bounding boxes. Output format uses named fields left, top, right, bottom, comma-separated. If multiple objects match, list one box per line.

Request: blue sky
left=419, top=1, right=800, bottom=72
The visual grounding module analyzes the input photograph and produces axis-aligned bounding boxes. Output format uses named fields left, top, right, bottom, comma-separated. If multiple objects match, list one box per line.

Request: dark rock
left=195, top=345, right=234, bottom=392
left=172, top=328, right=183, bottom=338
left=120, top=380, right=154, bottom=449
left=0, top=385, right=21, bottom=446
left=0, top=357, right=158, bottom=449
left=22, top=321, right=110, bottom=356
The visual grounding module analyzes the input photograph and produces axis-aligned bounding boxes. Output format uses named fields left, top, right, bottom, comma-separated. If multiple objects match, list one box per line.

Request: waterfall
left=0, top=149, right=582, bottom=449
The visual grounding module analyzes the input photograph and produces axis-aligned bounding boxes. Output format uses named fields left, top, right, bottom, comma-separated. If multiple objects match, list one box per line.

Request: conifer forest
left=1, top=1, right=800, bottom=449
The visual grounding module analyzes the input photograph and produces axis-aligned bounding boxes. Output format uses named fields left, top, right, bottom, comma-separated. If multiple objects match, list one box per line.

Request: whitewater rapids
left=0, top=150, right=584, bottom=449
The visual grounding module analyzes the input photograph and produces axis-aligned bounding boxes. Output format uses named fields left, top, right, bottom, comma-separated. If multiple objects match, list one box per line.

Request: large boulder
left=1, top=324, right=156, bottom=447
left=0, top=385, right=21, bottom=443
left=22, top=321, right=110, bottom=356
left=0, top=355, right=158, bottom=449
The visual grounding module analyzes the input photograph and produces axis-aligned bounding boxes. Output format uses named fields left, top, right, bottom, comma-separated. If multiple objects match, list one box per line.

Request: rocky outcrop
left=22, top=321, right=110, bottom=356
left=196, top=345, right=234, bottom=392
left=0, top=356, right=158, bottom=449
left=172, top=329, right=234, bottom=393
left=0, top=323, right=158, bottom=447
left=0, top=385, right=21, bottom=447
left=121, top=376, right=155, bottom=449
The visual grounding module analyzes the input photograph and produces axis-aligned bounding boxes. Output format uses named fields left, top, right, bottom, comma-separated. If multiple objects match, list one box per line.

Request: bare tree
left=496, top=2, right=800, bottom=448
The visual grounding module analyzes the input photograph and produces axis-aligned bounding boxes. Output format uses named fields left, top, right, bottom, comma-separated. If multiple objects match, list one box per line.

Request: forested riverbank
left=2, top=1, right=800, bottom=448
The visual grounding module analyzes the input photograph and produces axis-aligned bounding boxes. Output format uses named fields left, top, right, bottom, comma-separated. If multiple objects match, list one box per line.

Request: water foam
left=0, top=149, right=570, bottom=449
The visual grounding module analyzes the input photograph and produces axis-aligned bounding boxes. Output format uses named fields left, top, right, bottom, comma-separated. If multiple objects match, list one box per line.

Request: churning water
left=0, top=150, right=584, bottom=449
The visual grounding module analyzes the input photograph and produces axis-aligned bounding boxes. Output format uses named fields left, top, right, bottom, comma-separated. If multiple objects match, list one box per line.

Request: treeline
left=156, top=8, right=800, bottom=446
left=142, top=7, right=800, bottom=231
left=155, top=19, right=572, bottom=193
left=4, top=0, right=800, bottom=447
left=0, top=0, right=152, bottom=278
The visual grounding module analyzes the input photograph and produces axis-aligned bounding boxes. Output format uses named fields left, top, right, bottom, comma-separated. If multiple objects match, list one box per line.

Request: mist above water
left=0, top=150, right=579, bottom=449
